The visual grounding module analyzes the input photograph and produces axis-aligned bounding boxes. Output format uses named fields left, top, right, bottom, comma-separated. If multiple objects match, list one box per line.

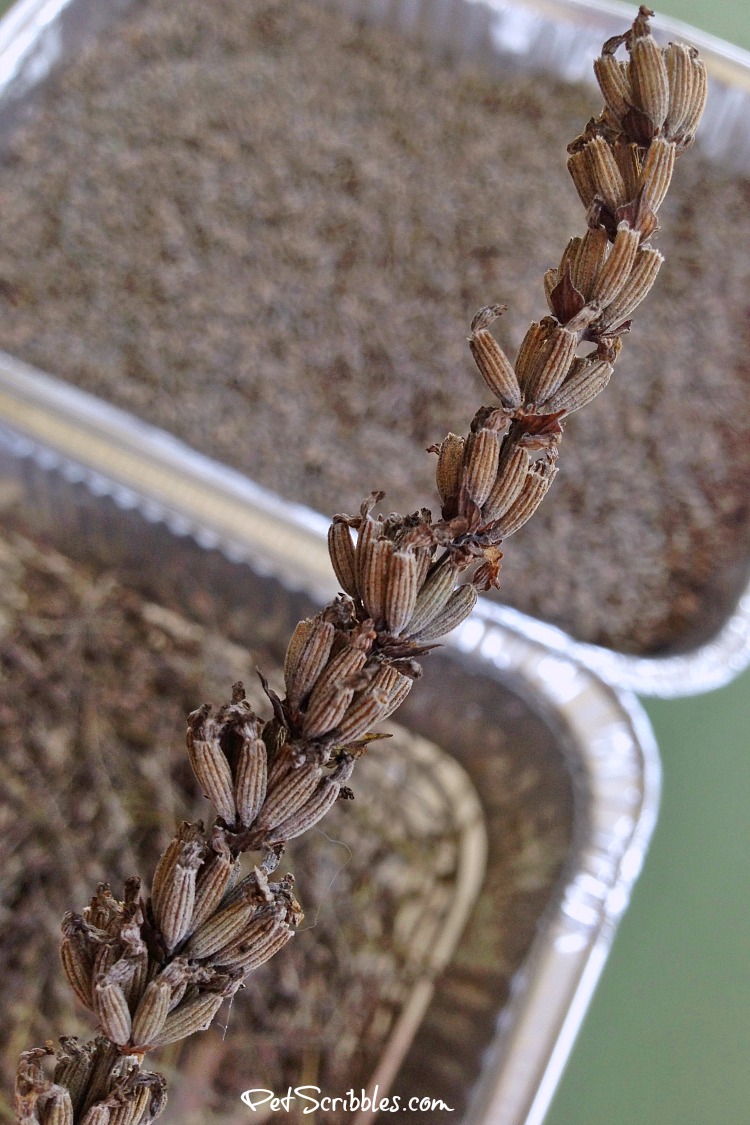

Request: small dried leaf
left=548, top=261, right=586, bottom=323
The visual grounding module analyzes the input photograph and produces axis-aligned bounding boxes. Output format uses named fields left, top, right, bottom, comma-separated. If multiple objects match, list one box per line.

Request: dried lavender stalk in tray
left=13, top=8, right=707, bottom=1123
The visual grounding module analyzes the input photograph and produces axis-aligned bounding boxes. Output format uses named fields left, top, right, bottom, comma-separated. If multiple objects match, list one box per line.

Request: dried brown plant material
left=14, top=6, right=707, bottom=1121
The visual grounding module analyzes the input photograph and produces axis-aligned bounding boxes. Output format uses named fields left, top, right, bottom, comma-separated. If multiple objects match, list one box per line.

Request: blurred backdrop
left=547, top=7, right=750, bottom=1125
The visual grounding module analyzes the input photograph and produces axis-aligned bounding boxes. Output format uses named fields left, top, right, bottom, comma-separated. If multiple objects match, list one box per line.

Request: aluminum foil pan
left=0, top=351, right=659, bottom=1124
left=0, top=0, right=749, bottom=696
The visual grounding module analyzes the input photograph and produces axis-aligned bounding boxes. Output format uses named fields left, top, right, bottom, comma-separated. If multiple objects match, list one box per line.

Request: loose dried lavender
left=0, top=0, right=746, bottom=653
left=13, top=7, right=707, bottom=1123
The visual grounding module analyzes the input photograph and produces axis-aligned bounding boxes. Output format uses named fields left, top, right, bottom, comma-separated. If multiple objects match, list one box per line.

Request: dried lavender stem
left=15, top=8, right=706, bottom=1122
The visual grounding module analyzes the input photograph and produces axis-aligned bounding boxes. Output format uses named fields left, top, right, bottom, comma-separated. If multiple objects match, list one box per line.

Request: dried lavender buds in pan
left=14, top=9, right=706, bottom=1123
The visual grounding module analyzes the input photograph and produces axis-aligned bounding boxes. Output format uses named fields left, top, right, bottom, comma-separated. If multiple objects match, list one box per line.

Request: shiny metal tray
left=1, top=0, right=749, bottom=696
left=0, top=352, right=658, bottom=1124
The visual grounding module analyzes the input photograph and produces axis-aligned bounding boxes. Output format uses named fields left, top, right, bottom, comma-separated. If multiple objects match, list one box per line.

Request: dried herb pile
left=0, top=527, right=499, bottom=1123
left=0, top=0, right=748, bottom=652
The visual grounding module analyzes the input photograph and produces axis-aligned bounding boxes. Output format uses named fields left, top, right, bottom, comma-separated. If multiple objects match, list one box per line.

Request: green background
left=548, top=8, right=750, bottom=1125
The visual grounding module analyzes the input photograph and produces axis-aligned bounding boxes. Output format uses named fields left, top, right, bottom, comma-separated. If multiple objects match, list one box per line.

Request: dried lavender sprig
left=16, top=9, right=706, bottom=1122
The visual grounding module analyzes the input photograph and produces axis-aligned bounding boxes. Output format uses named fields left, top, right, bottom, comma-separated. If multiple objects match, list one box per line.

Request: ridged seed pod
left=592, top=224, right=640, bottom=306
left=150, top=824, right=199, bottom=922
left=302, top=648, right=367, bottom=738
left=94, top=978, right=132, bottom=1048
left=153, top=841, right=203, bottom=953
left=664, top=42, right=696, bottom=136
left=265, top=774, right=344, bottom=845
left=524, top=325, right=578, bottom=404
left=186, top=726, right=236, bottom=824
left=613, top=141, right=643, bottom=201
left=468, top=326, right=522, bottom=409
left=234, top=736, right=268, bottom=827
left=131, top=978, right=172, bottom=1047
left=676, top=55, right=707, bottom=142
left=598, top=246, right=663, bottom=331
left=491, top=462, right=556, bottom=538
left=630, top=34, right=670, bottom=128
left=593, top=52, right=632, bottom=121
left=79, top=1107, right=111, bottom=1125
left=435, top=433, right=465, bottom=509
left=217, top=913, right=288, bottom=970
left=54, top=1041, right=93, bottom=1116
left=150, top=994, right=225, bottom=1047
left=567, top=149, right=597, bottom=209
left=264, top=756, right=356, bottom=845
left=543, top=357, right=613, bottom=414
left=412, top=584, right=478, bottom=642
left=60, top=929, right=95, bottom=1011
left=640, top=135, right=675, bottom=213
left=185, top=893, right=262, bottom=961
left=585, top=134, right=628, bottom=211
left=482, top=443, right=530, bottom=520
left=335, top=682, right=390, bottom=743
left=354, top=515, right=378, bottom=595
left=461, top=428, right=500, bottom=508
left=255, top=760, right=322, bottom=831
left=514, top=321, right=550, bottom=387
left=384, top=549, right=420, bottom=634
left=360, top=536, right=393, bottom=624
left=405, top=555, right=459, bottom=636
left=327, top=519, right=358, bottom=597
left=40, top=1087, right=74, bottom=1125
left=572, top=226, right=609, bottom=299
